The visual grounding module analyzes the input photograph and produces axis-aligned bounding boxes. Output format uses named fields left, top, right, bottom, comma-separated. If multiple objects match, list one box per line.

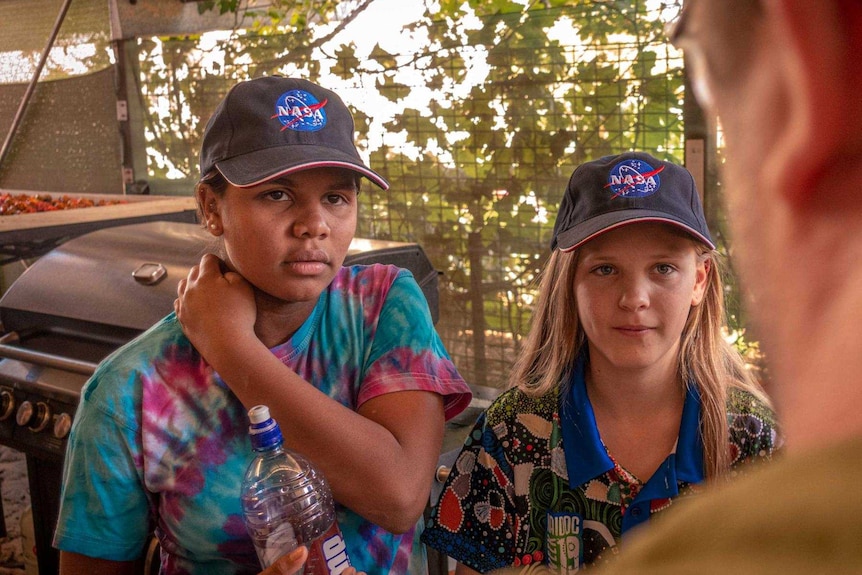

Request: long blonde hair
left=510, top=241, right=767, bottom=480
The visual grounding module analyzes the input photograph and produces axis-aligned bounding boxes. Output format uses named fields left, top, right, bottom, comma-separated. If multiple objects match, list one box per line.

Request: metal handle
left=0, top=332, right=98, bottom=376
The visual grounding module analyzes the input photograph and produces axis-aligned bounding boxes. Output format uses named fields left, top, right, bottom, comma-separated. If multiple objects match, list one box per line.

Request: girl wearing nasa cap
left=422, top=152, right=779, bottom=574
left=54, top=76, right=471, bottom=575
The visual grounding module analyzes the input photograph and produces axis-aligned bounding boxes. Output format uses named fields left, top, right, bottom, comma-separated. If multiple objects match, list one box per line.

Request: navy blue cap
left=200, top=76, right=388, bottom=190
left=551, top=152, right=714, bottom=251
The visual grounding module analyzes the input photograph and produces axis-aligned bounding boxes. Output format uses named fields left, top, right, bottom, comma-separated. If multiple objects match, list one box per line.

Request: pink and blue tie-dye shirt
left=53, top=264, right=471, bottom=575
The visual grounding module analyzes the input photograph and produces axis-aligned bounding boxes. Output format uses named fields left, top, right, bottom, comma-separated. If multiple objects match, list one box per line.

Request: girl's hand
left=260, top=546, right=366, bottom=575
left=175, top=253, right=256, bottom=359
left=260, top=546, right=305, bottom=575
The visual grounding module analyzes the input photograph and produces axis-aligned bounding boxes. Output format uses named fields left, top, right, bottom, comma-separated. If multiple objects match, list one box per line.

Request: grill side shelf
left=0, top=193, right=198, bottom=264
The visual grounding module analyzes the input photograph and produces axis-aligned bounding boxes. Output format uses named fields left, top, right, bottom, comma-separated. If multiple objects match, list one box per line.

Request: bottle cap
left=247, top=405, right=283, bottom=450
left=248, top=405, right=271, bottom=424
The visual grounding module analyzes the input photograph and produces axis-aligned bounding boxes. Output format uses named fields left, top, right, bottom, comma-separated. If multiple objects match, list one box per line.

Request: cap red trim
left=558, top=217, right=715, bottom=252
left=220, top=160, right=389, bottom=190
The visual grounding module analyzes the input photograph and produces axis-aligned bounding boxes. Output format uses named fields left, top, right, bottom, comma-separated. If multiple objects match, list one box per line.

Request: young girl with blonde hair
left=422, top=152, right=778, bottom=574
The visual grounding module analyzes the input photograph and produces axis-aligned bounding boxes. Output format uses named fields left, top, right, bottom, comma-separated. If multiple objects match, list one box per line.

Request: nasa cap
left=551, top=151, right=714, bottom=251
left=199, top=76, right=388, bottom=189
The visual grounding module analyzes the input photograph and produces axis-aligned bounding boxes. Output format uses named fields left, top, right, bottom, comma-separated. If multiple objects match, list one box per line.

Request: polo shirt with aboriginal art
left=421, top=357, right=778, bottom=573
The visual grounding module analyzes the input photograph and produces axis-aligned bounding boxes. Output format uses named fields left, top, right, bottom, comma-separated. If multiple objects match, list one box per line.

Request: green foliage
left=195, top=1, right=241, bottom=15
left=723, top=327, right=768, bottom=384
left=195, top=0, right=345, bottom=34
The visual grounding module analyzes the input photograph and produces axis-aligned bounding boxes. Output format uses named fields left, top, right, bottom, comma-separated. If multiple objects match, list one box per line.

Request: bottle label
left=304, top=522, right=351, bottom=575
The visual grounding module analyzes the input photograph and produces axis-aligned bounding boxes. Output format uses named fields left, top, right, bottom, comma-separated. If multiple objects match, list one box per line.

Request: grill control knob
left=16, top=401, right=33, bottom=427
left=54, top=413, right=72, bottom=439
left=0, top=390, right=15, bottom=421
left=17, top=401, right=53, bottom=433
left=31, top=402, right=52, bottom=433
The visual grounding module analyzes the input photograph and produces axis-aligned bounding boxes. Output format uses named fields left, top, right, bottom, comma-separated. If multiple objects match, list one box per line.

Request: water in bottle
left=241, top=405, right=351, bottom=574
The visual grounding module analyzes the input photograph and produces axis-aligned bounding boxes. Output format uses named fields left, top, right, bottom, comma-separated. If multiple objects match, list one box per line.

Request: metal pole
left=0, top=0, right=75, bottom=172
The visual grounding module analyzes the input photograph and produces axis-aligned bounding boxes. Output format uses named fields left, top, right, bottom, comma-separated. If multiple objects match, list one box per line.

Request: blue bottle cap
left=248, top=405, right=283, bottom=450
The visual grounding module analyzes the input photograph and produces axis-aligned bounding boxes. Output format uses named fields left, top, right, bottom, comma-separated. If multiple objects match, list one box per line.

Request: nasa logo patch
left=272, top=89, right=328, bottom=132
left=604, top=158, right=665, bottom=199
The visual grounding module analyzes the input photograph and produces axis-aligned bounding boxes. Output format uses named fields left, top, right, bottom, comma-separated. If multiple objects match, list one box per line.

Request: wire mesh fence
left=347, top=8, right=685, bottom=388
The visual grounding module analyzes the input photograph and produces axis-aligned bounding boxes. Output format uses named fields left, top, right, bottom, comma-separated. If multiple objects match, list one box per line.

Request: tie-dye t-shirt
left=53, top=264, right=471, bottom=575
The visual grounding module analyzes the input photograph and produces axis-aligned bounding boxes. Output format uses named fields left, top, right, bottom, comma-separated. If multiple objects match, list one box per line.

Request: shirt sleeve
left=356, top=269, right=471, bottom=421
left=53, top=369, right=152, bottom=561
left=727, top=388, right=781, bottom=470
left=421, top=411, right=517, bottom=573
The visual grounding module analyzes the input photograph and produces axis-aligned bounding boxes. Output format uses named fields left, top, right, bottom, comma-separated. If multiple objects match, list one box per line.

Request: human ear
left=196, top=185, right=223, bottom=236
left=691, top=257, right=711, bottom=307
left=760, top=0, right=862, bottom=207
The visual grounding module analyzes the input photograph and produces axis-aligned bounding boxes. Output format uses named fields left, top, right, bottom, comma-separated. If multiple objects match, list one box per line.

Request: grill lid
left=0, top=221, right=210, bottom=336
left=0, top=220, right=439, bottom=339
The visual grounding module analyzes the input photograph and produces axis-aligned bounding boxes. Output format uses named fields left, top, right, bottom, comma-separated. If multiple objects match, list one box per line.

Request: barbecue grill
left=0, top=220, right=441, bottom=575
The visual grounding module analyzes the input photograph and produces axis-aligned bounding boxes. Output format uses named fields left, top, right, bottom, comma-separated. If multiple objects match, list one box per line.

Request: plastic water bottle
left=241, top=405, right=351, bottom=575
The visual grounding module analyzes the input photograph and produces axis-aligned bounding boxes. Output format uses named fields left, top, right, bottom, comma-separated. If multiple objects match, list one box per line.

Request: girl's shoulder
left=726, top=387, right=782, bottom=463
left=88, top=313, right=189, bottom=389
left=79, top=313, right=194, bottom=428
left=484, top=385, right=560, bottom=427
left=726, top=387, right=776, bottom=426
left=328, top=264, right=423, bottom=313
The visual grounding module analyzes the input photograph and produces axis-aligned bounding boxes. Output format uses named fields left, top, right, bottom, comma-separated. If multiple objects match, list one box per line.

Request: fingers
left=197, top=252, right=224, bottom=277
left=176, top=254, right=220, bottom=319
left=223, top=270, right=246, bottom=286
left=263, top=546, right=307, bottom=575
left=182, top=254, right=223, bottom=289
left=174, top=277, right=186, bottom=317
left=178, top=254, right=225, bottom=297
left=255, top=547, right=365, bottom=575
left=191, top=255, right=248, bottom=290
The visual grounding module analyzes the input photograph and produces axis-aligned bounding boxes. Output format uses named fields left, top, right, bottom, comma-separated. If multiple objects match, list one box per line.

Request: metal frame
left=0, top=0, right=74, bottom=174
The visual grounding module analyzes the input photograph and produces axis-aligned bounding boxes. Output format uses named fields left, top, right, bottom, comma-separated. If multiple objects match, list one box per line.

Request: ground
left=0, top=445, right=28, bottom=574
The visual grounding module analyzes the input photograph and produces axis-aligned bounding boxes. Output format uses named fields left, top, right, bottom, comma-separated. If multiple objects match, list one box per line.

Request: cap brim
left=556, top=210, right=716, bottom=251
left=215, top=144, right=389, bottom=190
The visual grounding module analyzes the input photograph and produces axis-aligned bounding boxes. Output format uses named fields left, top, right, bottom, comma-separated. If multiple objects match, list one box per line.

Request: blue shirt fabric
left=53, top=264, right=472, bottom=575
left=560, top=361, right=705, bottom=534
left=422, top=356, right=778, bottom=573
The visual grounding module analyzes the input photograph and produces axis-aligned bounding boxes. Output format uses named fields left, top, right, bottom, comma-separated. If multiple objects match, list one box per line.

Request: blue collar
left=559, top=355, right=705, bottom=490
